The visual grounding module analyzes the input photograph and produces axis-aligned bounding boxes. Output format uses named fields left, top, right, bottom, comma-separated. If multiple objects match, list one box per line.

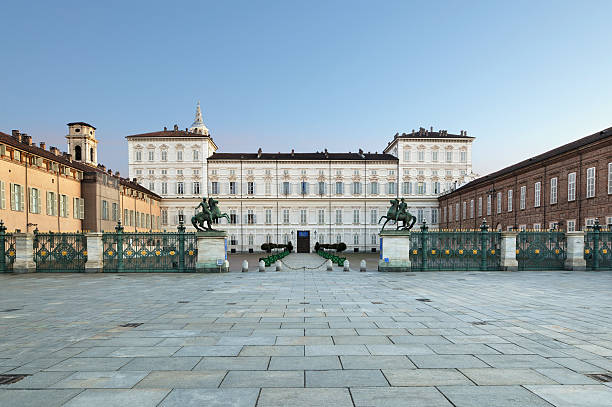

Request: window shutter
left=73, top=198, right=78, bottom=219
left=253, top=214, right=257, bottom=224
left=253, top=182, right=256, bottom=195
left=64, top=196, right=68, bottom=217
left=0, top=181, right=5, bottom=209
left=384, top=183, right=389, bottom=195
left=59, top=196, right=64, bottom=217
left=28, top=187, right=33, bottom=212
left=37, top=192, right=42, bottom=214
left=19, top=186, right=24, bottom=211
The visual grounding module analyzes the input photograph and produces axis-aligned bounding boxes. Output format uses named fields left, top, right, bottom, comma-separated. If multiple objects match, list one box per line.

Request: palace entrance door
left=297, top=230, right=310, bottom=253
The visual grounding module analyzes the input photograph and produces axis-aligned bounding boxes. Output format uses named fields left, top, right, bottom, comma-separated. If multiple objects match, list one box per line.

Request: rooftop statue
left=379, top=198, right=417, bottom=231
left=192, top=197, right=230, bottom=232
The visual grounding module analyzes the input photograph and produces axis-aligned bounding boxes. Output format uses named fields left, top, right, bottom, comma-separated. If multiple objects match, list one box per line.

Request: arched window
left=90, top=148, right=94, bottom=162
left=74, top=145, right=82, bottom=161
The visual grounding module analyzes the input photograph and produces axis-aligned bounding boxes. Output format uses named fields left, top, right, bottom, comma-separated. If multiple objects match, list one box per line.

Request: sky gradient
left=1, top=0, right=611, bottom=176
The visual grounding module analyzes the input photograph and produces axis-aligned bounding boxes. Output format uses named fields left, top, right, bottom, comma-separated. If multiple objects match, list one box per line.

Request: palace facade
left=438, top=127, right=612, bottom=231
left=127, top=104, right=476, bottom=252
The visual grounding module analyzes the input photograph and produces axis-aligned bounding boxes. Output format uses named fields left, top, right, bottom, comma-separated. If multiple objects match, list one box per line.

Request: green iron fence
left=585, top=221, right=612, bottom=270
left=33, top=231, right=87, bottom=272
left=516, top=230, right=566, bottom=270
left=0, top=221, right=15, bottom=272
left=409, top=221, right=501, bottom=271
left=103, top=222, right=197, bottom=272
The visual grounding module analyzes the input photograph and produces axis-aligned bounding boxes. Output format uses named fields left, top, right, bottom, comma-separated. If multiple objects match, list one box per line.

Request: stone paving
left=0, top=254, right=611, bottom=406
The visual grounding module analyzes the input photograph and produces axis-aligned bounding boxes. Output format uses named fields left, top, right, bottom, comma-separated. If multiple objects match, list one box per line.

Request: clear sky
left=1, top=0, right=611, bottom=176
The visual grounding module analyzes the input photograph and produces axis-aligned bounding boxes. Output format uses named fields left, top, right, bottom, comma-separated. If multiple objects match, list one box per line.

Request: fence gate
left=34, top=232, right=87, bottom=272
left=585, top=224, right=612, bottom=270
left=0, top=222, right=15, bottom=272
left=103, top=223, right=197, bottom=272
left=516, top=231, right=566, bottom=271
left=409, top=222, right=501, bottom=271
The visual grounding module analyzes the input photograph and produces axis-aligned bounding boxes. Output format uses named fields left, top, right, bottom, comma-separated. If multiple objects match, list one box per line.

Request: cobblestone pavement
left=0, top=255, right=611, bottom=406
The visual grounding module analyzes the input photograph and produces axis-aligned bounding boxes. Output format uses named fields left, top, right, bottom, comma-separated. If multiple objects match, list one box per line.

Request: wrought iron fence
left=0, top=221, right=15, bottom=272
left=103, top=222, right=197, bottom=272
left=409, top=221, right=501, bottom=271
left=585, top=221, right=612, bottom=270
left=516, top=230, right=566, bottom=270
left=33, top=231, right=87, bottom=272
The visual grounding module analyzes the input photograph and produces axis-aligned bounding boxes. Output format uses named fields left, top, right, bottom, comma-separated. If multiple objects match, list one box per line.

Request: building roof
left=67, top=122, right=96, bottom=129
left=0, top=131, right=161, bottom=200
left=208, top=151, right=398, bottom=161
left=125, top=129, right=211, bottom=139
left=442, top=126, right=612, bottom=196
left=393, top=128, right=474, bottom=140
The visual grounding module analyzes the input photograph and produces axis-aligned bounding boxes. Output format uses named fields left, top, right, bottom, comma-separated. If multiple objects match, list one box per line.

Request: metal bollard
left=242, top=260, right=248, bottom=272
left=343, top=260, right=350, bottom=272
left=326, top=259, right=333, bottom=271
left=224, top=260, right=229, bottom=272
left=259, top=260, right=266, bottom=272
left=360, top=259, right=366, bottom=272
left=275, top=260, right=282, bottom=271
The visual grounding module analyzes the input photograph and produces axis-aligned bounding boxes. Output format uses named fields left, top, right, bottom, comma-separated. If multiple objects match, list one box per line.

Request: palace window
left=460, top=151, right=467, bottom=162
left=455, top=203, right=459, bottom=221
left=370, top=182, right=379, bottom=195
left=417, top=151, right=425, bottom=162
left=211, top=182, right=218, bottom=195
left=265, top=182, right=271, bottom=195
left=300, top=181, right=309, bottom=195
left=111, top=202, right=118, bottom=221
left=402, top=182, right=412, bottom=195
left=353, top=234, right=359, bottom=245
left=102, top=200, right=109, bottom=220
left=462, top=201, right=467, bottom=219
left=586, top=167, right=595, bottom=198
left=265, top=209, right=272, bottom=224
left=353, top=209, right=359, bottom=224
left=177, top=182, right=184, bottom=195
left=135, top=151, right=142, bottom=161
left=230, top=181, right=237, bottom=195
left=161, top=209, right=168, bottom=225
left=161, top=150, right=167, bottom=161
left=73, top=197, right=85, bottom=220
left=318, top=209, right=325, bottom=225
left=370, top=209, right=377, bottom=225
left=496, top=192, right=502, bottom=213
left=567, top=219, right=576, bottom=232
left=431, top=208, right=439, bottom=224
left=433, top=182, right=440, bottom=194
left=568, top=172, right=576, bottom=201
left=508, top=189, right=513, bottom=212
left=161, top=182, right=168, bottom=195
left=230, top=209, right=237, bottom=224
left=608, top=163, right=612, bottom=194
left=388, top=182, right=396, bottom=195
left=247, top=209, right=255, bottom=224
left=417, top=182, right=425, bottom=195
left=148, top=150, right=154, bottom=161
left=28, top=187, right=41, bottom=214
left=335, top=182, right=343, bottom=195
left=247, top=181, right=255, bottom=195
left=550, top=177, right=558, bottom=204
left=282, top=182, right=290, bottom=195
left=193, top=181, right=200, bottom=195
left=478, top=196, right=482, bottom=217
left=520, top=186, right=526, bottom=209
left=300, top=209, right=307, bottom=224
left=46, top=190, right=56, bottom=215
left=534, top=182, right=541, bottom=207
left=352, top=182, right=362, bottom=195
left=470, top=199, right=474, bottom=218
left=486, top=195, right=492, bottom=216
left=418, top=208, right=425, bottom=223
left=283, top=209, right=290, bottom=224
left=432, top=151, right=438, bottom=162
left=335, top=209, right=342, bottom=224
left=446, top=151, right=453, bottom=162
left=176, top=150, right=183, bottom=161
left=403, top=150, right=410, bottom=161
left=193, top=149, right=199, bottom=161
left=318, top=181, right=326, bottom=195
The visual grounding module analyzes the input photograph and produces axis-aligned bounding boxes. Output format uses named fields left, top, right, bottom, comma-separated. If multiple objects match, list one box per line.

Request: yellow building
left=0, top=123, right=160, bottom=233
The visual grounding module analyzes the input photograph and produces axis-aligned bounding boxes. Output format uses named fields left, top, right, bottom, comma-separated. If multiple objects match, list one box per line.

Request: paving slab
left=340, top=355, right=415, bottom=369
left=525, top=385, right=612, bottom=407
left=269, top=356, right=341, bottom=370
left=221, top=370, right=304, bottom=387
left=459, top=368, right=556, bottom=385
left=351, top=386, right=453, bottom=407
left=194, top=356, right=269, bottom=371
left=258, top=388, right=352, bottom=407
left=382, top=368, right=473, bottom=386
left=306, top=369, right=388, bottom=387
left=135, top=371, right=226, bottom=388
left=159, top=388, right=259, bottom=407
left=438, top=385, right=554, bottom=407
left=0, top=389, right=82, bottom=407
left=63, top=389, right=170, bottom=407
left=535, top=368, right=601, bottom=384
left=119, top=357, right=201, bottom=371
left=410, top=354, right=490, bottom=368
left=46, top=357, right=131, bottom=371
left=174, top=345, right=243, bottom=357
left=50, top=371, right=148, bottom=389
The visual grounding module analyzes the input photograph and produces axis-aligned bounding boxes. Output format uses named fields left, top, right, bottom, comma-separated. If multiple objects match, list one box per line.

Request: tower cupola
left=66, top=122, right=98, bottom=166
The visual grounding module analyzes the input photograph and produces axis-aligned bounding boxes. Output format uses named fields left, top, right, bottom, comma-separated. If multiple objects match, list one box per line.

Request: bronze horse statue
left=191, top=197, right=230, bottom=231
left=378, top=198, right=417, bottom=231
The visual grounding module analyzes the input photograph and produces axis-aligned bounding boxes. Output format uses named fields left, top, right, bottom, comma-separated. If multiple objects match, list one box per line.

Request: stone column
left=565, top=231, right=587, bottom=271
left=196, top=231, right=229, bottom=273
left=500, top=231, right=518, bottom=271
left=378, top=230, right=411, bottom=272
left=13, top=232, right=35, bottom=273
left=85, top=232, right=104, bottom=273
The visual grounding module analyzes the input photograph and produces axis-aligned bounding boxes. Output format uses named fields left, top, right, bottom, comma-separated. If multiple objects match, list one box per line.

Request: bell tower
left=66, top=122, right=98, bottom=166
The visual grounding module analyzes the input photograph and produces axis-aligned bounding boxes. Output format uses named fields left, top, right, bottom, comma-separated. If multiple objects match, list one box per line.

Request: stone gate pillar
left=85, top=232, right=104, bottom=273
left=378, top=230, right=411, bottom=272
left=13, top=232, right=35, bottom=273
left=565, top=231, right=587, bottom=271
left=500, top=231, right=518, bottom=271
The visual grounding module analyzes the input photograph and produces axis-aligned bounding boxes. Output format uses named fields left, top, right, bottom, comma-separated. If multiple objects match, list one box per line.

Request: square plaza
left=1, top=254, right=611, bottom=406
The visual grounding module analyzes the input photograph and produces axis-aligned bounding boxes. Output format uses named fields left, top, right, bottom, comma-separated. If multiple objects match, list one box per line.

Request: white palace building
left=127, top=104, right=476, bottom=253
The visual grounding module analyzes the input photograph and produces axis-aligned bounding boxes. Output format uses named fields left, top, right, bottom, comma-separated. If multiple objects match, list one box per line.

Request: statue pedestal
left=196, top=231, right=229, bottom=273
left=378, top=230, right=411, bottom=272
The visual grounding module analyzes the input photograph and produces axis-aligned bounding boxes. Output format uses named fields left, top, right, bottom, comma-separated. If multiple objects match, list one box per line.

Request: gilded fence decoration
left=33, top=231, right=87, bottom=272
left=0, top=221, right=15, bottom=272
left=584, top=220, right=612, bottom=270
left=516, top=230, right=566, bottom=271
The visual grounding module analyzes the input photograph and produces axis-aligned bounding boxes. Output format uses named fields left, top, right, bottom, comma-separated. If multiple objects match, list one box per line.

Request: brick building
left=438, top=127, right=612, bottom=231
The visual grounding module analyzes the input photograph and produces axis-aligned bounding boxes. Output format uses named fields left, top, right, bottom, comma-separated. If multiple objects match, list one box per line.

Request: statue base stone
left=196, top=231, right=229, bottom=273
left=378, top=230, right=411, bottom=272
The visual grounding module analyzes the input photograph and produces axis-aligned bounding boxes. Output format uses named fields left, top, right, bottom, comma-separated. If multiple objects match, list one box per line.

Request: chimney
left=21, top=134, right=32, bottom=145
left=50, top=146, right=60, bottom=156
left=11, top=130, right=22, bottom=142
left=291, top=149, right=295, bottom=157
left=100, top=164, right=106, bottom=171
left=115, top=170, right=120, bottom=177
left=64, top=153, right=72, bottom=162
left=257, top=147, right=262, bottom=158
left=173, top=124, right=178, bottom=131
left=411, top=129, right=415, bottom=135
left=163, top=126, right=167, bottom=131
left=464, top=130, right=468, bottom=136
left=39, top=142, right=46, bottom=150
left=358, top=148, right=364, bottom=155
left=132, top=177, right=137, bottom=182
left=107, top=169, right=112, bottom=174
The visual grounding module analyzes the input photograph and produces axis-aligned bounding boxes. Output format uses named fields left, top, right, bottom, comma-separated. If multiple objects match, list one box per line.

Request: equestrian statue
left=192, top=197, right=231, bottom=231
left=378, top=198, right=417, bottom=231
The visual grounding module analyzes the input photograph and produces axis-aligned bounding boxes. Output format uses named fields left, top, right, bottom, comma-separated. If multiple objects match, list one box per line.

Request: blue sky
left=1, top=0, right=611, bottom=176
